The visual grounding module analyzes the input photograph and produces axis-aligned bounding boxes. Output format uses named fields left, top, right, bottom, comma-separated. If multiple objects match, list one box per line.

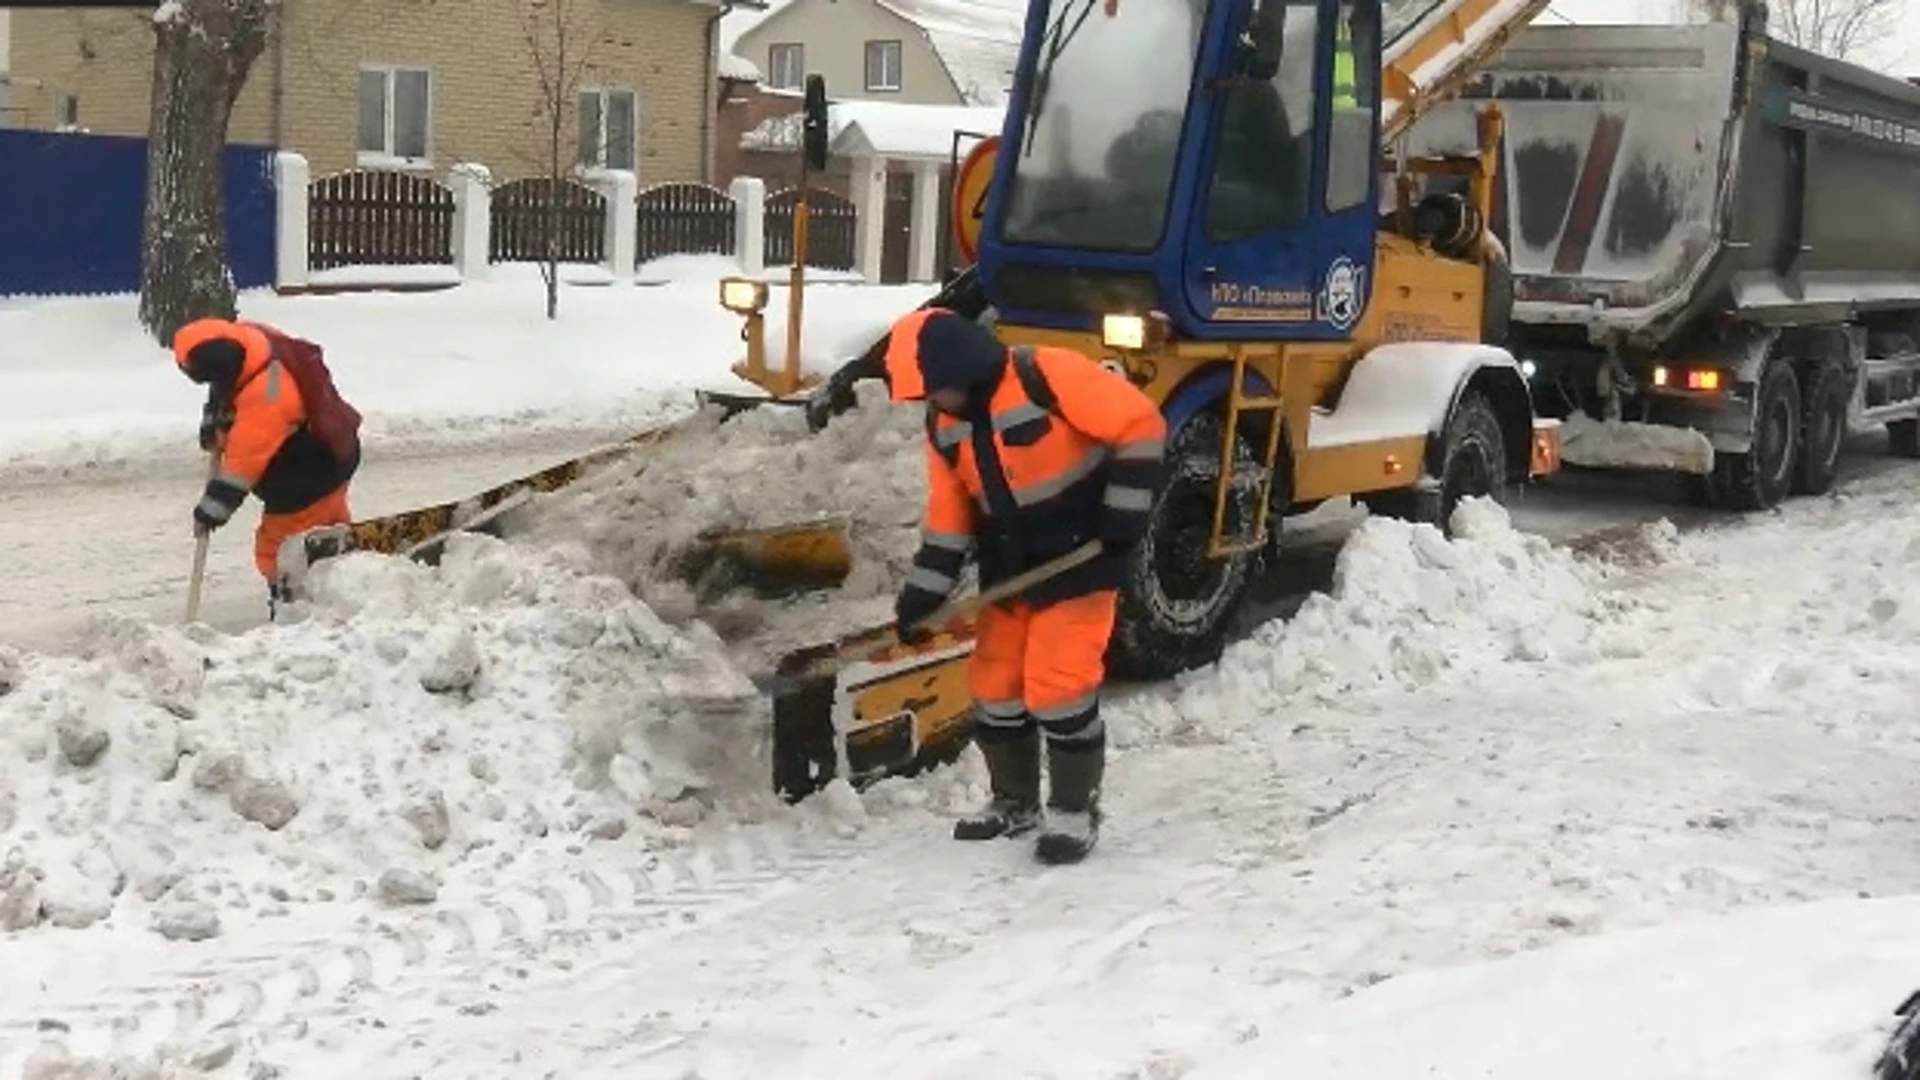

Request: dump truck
left=1399, top=8, right=1920, bottom=510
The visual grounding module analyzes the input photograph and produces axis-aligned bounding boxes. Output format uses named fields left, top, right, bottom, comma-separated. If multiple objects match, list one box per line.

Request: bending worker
left=172, top=318, right=363, bottom=617
left=882, top=308, right=1165, bottom=865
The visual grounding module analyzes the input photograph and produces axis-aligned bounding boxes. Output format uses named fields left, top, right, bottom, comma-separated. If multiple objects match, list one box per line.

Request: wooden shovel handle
left=846, top=540, right=1105, bottom=662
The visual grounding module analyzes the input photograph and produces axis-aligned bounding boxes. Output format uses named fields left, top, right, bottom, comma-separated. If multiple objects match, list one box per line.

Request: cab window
left=1202, top=0, right=1319, bottom=241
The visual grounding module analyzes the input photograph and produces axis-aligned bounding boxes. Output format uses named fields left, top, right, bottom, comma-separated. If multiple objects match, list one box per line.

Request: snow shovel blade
left=770, top=625, right=980, bottom=803
left=765, top=541, right=1102, bottom=802
left=670, top=517, right=853, bottom=598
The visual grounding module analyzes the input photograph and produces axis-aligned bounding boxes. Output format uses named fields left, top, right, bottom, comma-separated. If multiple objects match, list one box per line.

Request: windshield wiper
left=1022, top=0, right=1099, bottom=155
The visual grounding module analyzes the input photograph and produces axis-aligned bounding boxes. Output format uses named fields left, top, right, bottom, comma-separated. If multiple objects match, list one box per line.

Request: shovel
left=184, top=448, right=219, bottom=623
left=767, top=540, right=1103, bottom=801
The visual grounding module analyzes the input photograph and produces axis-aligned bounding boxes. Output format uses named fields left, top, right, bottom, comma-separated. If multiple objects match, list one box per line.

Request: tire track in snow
left=0, top=823, right=897, bottom=1072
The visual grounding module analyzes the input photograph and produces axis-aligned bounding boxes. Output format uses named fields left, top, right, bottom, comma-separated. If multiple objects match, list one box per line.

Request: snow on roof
left=873, top=0, right=1026, bottom=106
left=741, top=99, right=1003, bottom=161
left=720, top=0, right=789, bottom=53
left=719, top=51, right=763, bottom=81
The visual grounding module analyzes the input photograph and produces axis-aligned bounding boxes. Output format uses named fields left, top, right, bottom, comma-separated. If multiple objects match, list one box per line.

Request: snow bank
left=0, top=273, right=930, bottom=478
left=1133, top=499, right=1633, bottom=745
left=521, top=381, right=926, bottom=651
left=0, top=533, right=767, bottom=937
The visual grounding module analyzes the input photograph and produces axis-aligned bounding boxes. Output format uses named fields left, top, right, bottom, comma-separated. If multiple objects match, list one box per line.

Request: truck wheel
left=1714, top=359, right=1800, bottom=511
left=1365, top=389, right=1509, bottom=534
left=1109, top=412, right=1265, bottom=681
left=1889, top=418, right=1920, bottom=458
left=1792, top=362, right=1849, bottom=496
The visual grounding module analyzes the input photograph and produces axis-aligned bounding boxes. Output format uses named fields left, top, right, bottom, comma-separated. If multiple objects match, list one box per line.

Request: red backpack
left=258, top=324, right=362, bottom=463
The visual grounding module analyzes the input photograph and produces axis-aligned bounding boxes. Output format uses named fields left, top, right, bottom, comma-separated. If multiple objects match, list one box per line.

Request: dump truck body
left=1402, top=14, right=1920, bottom=507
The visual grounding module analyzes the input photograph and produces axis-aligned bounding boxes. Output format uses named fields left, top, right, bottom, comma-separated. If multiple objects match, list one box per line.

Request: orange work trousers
left=253, top=483, right=352, bottom=580
left=968, top=588, right=1118, bottom=742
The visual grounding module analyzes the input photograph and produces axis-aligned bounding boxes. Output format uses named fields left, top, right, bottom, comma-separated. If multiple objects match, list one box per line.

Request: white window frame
left=767, top=43, right=804, bottom=90
left=357, top=64, right=433, bottom=170
left=864, top=39, right=902, bottom=93
left=577, top=85, right=639, bottom=175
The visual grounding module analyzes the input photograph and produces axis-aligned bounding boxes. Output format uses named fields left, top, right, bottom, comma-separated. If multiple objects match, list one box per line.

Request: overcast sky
left=1542, top=0, right=1918, bottom=76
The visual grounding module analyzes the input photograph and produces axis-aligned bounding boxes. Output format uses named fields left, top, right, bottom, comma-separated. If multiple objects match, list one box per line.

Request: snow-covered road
left=9, top=441, right=1920, bottom=1079
left=0, top=425, right=637, bottom=653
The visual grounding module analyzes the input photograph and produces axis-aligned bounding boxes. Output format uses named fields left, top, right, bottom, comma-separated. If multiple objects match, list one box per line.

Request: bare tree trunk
left=547, top=85, right=561, bottom=321
left=139, top=0, right=271, bottom=346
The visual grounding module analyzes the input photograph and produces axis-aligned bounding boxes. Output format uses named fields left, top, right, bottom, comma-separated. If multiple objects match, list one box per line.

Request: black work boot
left=953, top=722, right=1041, bottom=841
left=1034, top=735, right=1105, bottom=865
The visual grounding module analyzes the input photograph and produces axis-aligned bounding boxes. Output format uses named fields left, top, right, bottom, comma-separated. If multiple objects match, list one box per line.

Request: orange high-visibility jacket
left=885, top=310, right=1166, bottom=607
left=173, top=319, right=360, bottom=525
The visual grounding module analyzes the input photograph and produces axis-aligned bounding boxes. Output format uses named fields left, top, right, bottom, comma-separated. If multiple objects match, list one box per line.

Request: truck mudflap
left=1557, top=412, right=1714, bottom=475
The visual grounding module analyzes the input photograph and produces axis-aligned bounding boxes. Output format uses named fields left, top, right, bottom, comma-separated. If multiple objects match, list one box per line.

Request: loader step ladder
left=1209, top=346, right=1286, bottom=558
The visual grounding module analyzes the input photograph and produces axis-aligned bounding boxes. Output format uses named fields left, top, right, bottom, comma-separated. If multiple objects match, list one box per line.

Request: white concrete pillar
left=272, top=151, right=310, bottom=290
left=909, top=159, right=941, bottom=283
left=731, top=175, right=766, bottom=276
left=448, top=162, right=492, bottom=280
left=851, top=155, right=888, bottom=283
left=590, top=169, right=638, bottom=281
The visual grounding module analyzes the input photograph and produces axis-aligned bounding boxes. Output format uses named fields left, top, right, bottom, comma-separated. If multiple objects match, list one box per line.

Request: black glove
left=805, top=365, right=862, bottom=433
left=192, top=502, right=227, bottom=535
left=894, top=586, right=943, bottom=645
left=199, top=400, right=233, bottom=452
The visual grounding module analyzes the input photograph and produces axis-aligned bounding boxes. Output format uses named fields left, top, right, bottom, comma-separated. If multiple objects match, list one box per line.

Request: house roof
left=742, top=99, right=1003, bottom=161
left=873, top=0, right=1025, bottom=105
left=725, top=0, right=1026, bottom=107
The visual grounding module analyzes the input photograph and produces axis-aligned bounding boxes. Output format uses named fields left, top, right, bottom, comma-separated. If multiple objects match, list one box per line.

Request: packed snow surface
left=10, top=462, right=1920, bottom=1077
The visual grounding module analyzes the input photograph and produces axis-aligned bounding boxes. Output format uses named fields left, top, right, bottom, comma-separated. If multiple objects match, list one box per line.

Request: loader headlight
left=719, top=277, right=768, bottom=314
left=1100, top=310, right=1170, bottom=351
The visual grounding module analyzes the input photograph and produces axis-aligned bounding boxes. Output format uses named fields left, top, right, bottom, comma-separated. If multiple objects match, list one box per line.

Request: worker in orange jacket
left=172, top=318, right=363, bottom=618
left=883, top=308, right=1166, bottom=865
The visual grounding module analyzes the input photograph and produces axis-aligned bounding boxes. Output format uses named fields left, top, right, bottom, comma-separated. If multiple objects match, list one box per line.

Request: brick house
left=723, top=0, right=1023, bottom=106
left=6, top=0, right=741, bottom=183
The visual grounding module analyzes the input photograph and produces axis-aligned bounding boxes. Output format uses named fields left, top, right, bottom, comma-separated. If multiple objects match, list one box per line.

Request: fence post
left=851, top=155, right=888, bottom=284
left=449, top=163, right=492, bottom=280
left=591, top=169, right=638, bottom=281
left=273, top=151, right=310, bottom=290
left=731, top=175, right=766, bottom=276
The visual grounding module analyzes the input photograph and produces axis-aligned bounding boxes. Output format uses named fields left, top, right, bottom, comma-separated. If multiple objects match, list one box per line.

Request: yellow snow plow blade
left=669, top=517, right=855, bottom=599
left=276, top=400, right=853, bottom=600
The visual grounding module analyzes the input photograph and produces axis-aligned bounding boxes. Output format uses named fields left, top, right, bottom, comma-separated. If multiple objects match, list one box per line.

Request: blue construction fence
left=0, top=129, right=277, bottom=298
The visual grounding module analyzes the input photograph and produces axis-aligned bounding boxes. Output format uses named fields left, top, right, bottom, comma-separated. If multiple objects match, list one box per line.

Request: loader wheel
left=1713, top=358, right=1800, bottom=511
left=1792, top=361, right=1849, bottom=496
left=1109, top=412, right=1265, bottom=681
left=1366, top=389, right=1509, bottom=534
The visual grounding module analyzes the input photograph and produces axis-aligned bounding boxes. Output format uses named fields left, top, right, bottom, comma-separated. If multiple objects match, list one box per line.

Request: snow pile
left=0, top=534, right=766, bottom=937
left=1135, top=499, right=1631, bottom=744
left=521, top=383, right=927, bottom=648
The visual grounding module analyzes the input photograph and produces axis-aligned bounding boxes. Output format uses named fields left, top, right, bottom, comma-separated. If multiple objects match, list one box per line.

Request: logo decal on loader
left=1319, top=256, right=1366, bottom=331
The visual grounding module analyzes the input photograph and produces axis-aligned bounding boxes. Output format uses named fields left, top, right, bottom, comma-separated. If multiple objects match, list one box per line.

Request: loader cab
left=976, top=0, right=1384, bottom=341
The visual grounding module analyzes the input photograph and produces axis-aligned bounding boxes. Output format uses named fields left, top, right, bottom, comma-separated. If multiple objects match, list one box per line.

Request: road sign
left=949, top=136, right=999, bottom=266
